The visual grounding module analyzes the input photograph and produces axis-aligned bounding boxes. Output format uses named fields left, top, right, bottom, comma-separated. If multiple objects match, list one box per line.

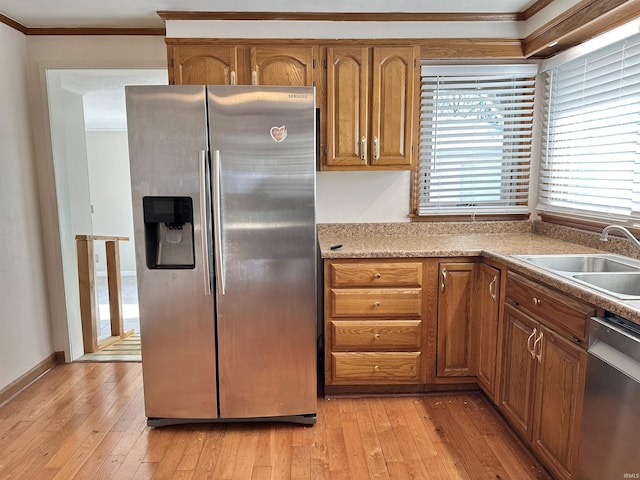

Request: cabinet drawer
left=506, top=272, right=595, bottom=342
left=331, top=320, right=422, bottom=349
left=331, top=352, right=421, bottom=384
left=330, top=288, right=422, bottom=317
left=329, top=262, right=422, bottom=287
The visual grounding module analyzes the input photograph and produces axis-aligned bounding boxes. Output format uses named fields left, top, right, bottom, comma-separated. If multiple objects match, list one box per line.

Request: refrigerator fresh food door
left=208, top=85, right=318, bottom=419
left=126, top=85, right=218, bottom=420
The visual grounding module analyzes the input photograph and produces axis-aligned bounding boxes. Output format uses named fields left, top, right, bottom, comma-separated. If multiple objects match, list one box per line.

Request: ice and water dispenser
left=142, top=197, right=195, bottom=269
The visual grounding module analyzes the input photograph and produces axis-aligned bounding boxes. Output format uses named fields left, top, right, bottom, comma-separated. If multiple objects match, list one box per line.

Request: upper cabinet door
left=326, top=47, right=369, bottom=167
left=250, top=46, right=316, bottom=86
left=370, top=46, right=417, bottom=167
left=169, top=45, right=239, bottom=86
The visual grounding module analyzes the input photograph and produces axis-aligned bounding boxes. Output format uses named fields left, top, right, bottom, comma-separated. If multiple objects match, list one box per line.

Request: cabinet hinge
left=324, top=145, right=328, bottom=156
left=323, top=58, right=327, bottom=69
left=411, top=145, right=414, bottom=153
left=170, top=58, right=174, bottom=68
left=313, top=59, right=316, bottom=68
left=414, top=59, right=417, bottom=68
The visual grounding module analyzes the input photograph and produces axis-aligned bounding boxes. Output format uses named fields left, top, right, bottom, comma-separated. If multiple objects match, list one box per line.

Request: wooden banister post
left=76, top=236, right=98, bottom=354
left=105, top=240, right=124, bottom=338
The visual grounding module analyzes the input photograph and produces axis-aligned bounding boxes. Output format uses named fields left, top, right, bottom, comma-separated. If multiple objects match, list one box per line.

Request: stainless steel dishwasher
left=577, top=315, right=640, bottom=480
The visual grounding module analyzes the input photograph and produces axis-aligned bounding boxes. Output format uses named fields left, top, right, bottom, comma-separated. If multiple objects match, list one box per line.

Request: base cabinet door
left=531, top=325, right=586, bottom=480
left=500, top=304, right=537, bottom=440
left=475, top=263, right=501, bottom=399
left=436, top=262, right=475, bottom=377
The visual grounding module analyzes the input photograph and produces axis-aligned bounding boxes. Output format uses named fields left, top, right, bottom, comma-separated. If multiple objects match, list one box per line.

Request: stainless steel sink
left=572, top=273, right=640, bottom=299
left=513, top=254, right=640, bottom=300
left=516, top=254, right=640, bottom=273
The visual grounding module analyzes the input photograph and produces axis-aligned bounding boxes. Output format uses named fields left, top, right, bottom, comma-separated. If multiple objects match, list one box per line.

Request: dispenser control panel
left=142, top=196, right=195, bottom=269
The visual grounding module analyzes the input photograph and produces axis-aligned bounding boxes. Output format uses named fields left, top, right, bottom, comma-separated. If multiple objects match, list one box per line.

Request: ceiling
left=0, top=0, right=539, bottom=29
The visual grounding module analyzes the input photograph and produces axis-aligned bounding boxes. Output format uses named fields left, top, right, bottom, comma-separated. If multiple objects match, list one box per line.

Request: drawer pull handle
left=489, top=276, right=497, bottom=301
left=374, top=273, right=381, bottom=279
left=374, top=365, right=380, bottom=371
left=361, top=136, right=367, bottom=161
left=534, top=331, right=544, bottom=363
left=527, top=328, right=537, bottom=358
left=374, top=333, right=381, bottom=339
left=533, top=297, right=542, bottom=306
left=441, top=268, right=447, bottom=293
left=374, top=301, right=381, bottom=307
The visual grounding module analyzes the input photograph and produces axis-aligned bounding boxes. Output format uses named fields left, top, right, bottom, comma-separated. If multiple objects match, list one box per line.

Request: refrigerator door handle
left=213, top=149, right=226, bottom=295
left=199, top=150, right=212, bottom=296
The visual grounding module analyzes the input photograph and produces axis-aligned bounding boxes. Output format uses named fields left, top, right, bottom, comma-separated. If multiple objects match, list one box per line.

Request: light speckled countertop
left=318, top=223, right=640, bottom=324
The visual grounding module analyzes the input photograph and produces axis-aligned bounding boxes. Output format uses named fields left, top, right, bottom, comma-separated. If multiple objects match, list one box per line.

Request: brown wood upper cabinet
left=168, top=45, right=316, bottom=87
left=168, top=45, right=239, bottom=85
left=250, top=46, right=316, bottom=86
left=325, top=45, right=418, bottom=170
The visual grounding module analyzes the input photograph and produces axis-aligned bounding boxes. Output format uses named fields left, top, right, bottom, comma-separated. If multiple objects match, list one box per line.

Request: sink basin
left=514, top=254, right=640, bottom=273
left=513, top=254, right=640, bottom=300
left=572, top=273, right=640, bottom=299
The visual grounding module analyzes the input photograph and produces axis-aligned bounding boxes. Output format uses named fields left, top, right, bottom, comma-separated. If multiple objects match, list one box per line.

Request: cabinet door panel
left=437, top=263, right=474, bottom=377
left=251, top=46, right=315, bottom=86
left=532, top=325, right=586, bottom=480
left=171, top=46, right=238, bottom=85
left=500, top=304, right=537, bottom=440
left=326, top=47, right=369, bottom=166
left=476, top=263, right=501, bottom=397
left=370, top=46, right=416, bottom=166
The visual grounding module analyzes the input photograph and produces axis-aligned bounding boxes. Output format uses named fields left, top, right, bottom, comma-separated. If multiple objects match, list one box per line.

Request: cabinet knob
left=374, top=273, right=381, bottom=279
left=374, top=301, right=381, bottom=307
left=533, top=297, right=542, bottom=306
left=374, top=333, right=381, bottom=339
left=374, top=365, right=380, bottom=371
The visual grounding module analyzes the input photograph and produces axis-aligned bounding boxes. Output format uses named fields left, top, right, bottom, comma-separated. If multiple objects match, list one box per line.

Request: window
left=417, top=65, right=537, bottom=218
left=538, top=32, right=640, bottom=227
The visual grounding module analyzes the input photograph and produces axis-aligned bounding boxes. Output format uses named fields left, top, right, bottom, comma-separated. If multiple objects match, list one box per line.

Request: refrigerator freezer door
left=208, top=86, right=317, bottom=419
left=126, top=85, right=218, bottom=419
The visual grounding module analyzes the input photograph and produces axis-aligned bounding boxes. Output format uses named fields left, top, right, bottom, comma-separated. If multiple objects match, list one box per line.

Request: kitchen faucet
left=600, top=225, right=640, bottom=250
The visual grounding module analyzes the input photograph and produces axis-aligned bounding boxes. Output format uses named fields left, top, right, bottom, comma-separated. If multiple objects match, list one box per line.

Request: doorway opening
left=45, top=68, right=167, bottom=361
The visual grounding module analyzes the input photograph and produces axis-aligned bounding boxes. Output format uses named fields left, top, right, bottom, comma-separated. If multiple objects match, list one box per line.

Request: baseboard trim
left=0, top=353, right=58, bottom=407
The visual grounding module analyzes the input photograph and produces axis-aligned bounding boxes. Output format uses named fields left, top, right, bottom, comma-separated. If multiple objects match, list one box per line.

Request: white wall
left=0, top=23, right=54, bottom=389
left=86, top=130, right=136, bottom=272
left=317, top=171, right=411, bottom=223
left=26, top=35, right=168, bottom=361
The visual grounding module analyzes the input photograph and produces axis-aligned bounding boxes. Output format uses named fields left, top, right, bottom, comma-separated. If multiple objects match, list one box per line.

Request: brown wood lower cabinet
left=324, top=258, right=593, bottom=479
left=324, top=259, right=426, bottom=390
left=500, top=272, right=592, bottom=480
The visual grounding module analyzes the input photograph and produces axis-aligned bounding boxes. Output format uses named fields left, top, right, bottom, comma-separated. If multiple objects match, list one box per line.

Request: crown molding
left=0, top=12, right=26, bottom=33
left=158, top=11, right=522, bottom=22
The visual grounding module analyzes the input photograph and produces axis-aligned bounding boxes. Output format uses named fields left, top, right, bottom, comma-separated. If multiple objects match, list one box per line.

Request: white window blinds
left=538, top=33, right=640, bottom=226
left=418, top=65, right=537, bottom=217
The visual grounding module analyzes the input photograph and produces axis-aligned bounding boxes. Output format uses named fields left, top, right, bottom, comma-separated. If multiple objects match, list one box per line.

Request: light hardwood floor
left=0, top=362, right=551, bottom=479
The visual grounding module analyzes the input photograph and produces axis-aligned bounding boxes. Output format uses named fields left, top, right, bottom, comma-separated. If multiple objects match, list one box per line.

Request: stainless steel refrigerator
left=125, top=85, right=317, bottom=426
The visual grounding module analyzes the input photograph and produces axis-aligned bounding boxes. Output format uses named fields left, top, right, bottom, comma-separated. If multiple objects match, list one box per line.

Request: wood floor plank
left=0, top=364, right=555, bottom=480
left=368, top=397, right=404, bottom=463
left=338, top=399, right=371, bottom=479
left=354, top=399, right=390, bottom=480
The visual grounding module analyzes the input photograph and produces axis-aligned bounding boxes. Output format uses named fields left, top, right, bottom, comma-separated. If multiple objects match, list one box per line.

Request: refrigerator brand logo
left=270, top=125, right=288, bottom=143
